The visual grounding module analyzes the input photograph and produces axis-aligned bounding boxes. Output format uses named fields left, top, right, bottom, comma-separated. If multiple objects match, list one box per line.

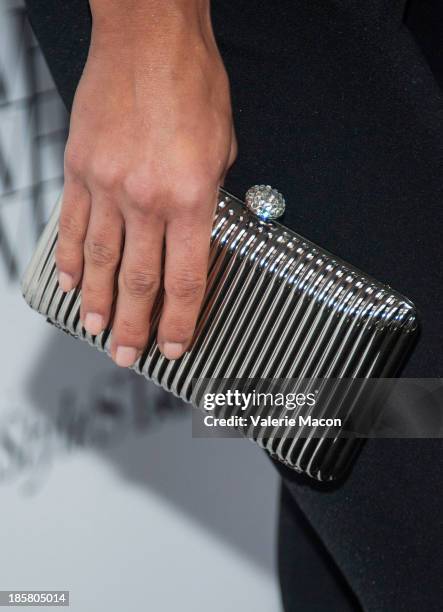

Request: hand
left=56, top=1, right=237, bottom=366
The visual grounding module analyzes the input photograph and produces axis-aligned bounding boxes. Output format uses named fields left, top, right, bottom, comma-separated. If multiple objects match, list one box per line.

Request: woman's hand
left=56, top=0, right=237, bottom=366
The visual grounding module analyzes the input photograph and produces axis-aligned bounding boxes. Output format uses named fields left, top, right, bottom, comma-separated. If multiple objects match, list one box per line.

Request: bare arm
left=56, top=0, right=236, bottom=365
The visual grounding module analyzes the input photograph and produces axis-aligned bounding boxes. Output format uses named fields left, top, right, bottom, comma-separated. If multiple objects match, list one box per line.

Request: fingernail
left=58, top=271, right=74, bottom=292
left=115, top=346, right=138, bottom=367
left=163, top=342, right=185, bottom=360
left=84, top=313, right=104, bottom=336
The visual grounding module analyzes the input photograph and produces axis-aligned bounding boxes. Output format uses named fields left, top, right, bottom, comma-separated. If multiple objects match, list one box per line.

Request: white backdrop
left=0, top=2, right=281, bottom=610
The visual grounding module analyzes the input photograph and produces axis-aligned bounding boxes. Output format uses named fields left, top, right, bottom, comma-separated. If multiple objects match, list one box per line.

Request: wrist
left=90, top=0, right=212, bottom=41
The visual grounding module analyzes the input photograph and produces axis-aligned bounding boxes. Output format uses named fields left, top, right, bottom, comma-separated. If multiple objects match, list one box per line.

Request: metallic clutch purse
left=22, top=186, right=418, bottom=481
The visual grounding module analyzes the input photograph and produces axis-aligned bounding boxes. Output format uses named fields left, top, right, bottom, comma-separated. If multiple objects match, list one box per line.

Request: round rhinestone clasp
left=244, top=185, right=286, bottom=221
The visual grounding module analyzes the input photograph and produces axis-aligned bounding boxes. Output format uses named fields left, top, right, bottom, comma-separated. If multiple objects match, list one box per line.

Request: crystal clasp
left=245, top=185, right=286, bottom=221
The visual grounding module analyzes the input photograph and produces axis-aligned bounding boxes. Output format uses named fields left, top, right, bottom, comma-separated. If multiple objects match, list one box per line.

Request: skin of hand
left=56, top=0, right=237, bottom=367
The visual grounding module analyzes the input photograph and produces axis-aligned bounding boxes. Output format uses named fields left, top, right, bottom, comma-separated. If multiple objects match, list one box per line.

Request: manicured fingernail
left=58, top=271, right=73, bottom=292
left=163, top=342, right=185, bottom=360
left=115, top=346, right=138, bottom=367
left=84, top=313, right=104, bottom=336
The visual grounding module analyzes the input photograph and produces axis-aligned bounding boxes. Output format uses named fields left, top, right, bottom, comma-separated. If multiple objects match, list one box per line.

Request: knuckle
left=58, top=213, right=84, bottom=243
left=164, top=319, right=193, bottom=342
left=123, top=173, right=151, bottom=209
left=80, top=278, right=106, bottom=299
left=55, top=243, right=80, bottom=268
left=64, top=146, right=84, bottom=177
left=121, top=269, right=160, bottom=300
left=85, top=239, right=119, bottom=268
left=116, top=317, right=144, bottom=339
left=90, top=161, right=123, bottom=192
left=175, top=181, right=207, bottom=211
left=166, top=272, right=206, bottom=303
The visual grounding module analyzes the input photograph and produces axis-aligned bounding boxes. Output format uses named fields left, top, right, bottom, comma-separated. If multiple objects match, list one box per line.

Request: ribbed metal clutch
left=22, top=188, right=418, bottom=481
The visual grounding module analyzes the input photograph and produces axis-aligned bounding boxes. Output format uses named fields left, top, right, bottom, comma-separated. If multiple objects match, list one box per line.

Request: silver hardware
left=245, top=184, right=286, bottom=220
